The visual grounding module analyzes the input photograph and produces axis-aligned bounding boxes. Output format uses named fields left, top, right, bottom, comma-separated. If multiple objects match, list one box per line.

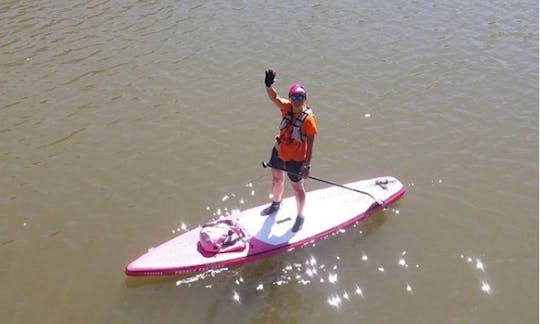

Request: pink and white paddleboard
left=125, top=176, right=405, bottom=277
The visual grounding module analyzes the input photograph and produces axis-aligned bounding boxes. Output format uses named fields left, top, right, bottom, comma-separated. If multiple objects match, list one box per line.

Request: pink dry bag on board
left=199, top=218, right=247, bottom=253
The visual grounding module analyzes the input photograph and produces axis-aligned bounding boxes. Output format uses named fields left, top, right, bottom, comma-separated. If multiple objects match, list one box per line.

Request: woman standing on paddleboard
left=261, top=69, right=318, bottom=232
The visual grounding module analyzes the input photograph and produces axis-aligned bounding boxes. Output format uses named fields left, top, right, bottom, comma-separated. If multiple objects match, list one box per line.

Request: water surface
left=1, top=0, right=537, bottom=323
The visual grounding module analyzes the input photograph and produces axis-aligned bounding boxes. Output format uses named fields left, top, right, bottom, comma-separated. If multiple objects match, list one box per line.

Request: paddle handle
left=261, top=161, right=385, bottom=207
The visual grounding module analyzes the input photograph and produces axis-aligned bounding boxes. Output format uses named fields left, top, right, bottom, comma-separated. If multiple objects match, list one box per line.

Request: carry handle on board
left=261, top=161, right=386, bottom=207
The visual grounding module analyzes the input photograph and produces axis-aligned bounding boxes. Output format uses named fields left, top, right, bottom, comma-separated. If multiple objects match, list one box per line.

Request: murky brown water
left=1, top=0, right=538, bottom=323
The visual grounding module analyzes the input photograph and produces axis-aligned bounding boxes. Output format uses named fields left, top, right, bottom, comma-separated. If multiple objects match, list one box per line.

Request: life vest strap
left=278, top=107, right=313, bottom=143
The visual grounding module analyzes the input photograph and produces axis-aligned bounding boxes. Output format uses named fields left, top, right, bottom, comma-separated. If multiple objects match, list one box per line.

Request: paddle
left=261, top=161, right=385, bottom=207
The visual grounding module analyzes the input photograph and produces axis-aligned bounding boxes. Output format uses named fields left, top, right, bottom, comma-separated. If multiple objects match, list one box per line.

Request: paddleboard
left=125, top=176, right=405, bottom=277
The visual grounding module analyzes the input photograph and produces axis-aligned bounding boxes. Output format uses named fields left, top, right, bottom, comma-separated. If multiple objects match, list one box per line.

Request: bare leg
left=261, top=169, right=285, bottom=216
left=290, top=180, right=306, bottom=232
left=271, top=169, right=285, bottom=202
left=291, top=180, right=306, bottom=217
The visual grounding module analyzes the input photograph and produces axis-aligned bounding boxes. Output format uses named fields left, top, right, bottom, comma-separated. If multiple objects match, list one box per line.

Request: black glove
left=265, top=69, right=276, bottom=87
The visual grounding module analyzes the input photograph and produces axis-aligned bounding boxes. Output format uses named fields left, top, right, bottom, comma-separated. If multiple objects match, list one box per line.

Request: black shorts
left=269, top=147, right=304, bottom=183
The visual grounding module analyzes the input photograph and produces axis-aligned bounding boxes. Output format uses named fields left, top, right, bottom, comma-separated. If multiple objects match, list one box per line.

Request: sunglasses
left=289, top=94, right=306, bottom=101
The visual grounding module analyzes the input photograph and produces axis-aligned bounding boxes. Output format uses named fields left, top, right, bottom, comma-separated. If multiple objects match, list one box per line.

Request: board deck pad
left=125, top=176, right=405, bottom=276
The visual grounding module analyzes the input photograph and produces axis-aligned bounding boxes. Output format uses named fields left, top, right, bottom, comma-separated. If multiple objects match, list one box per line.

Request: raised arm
left=265, top=69, right=289, bottom=109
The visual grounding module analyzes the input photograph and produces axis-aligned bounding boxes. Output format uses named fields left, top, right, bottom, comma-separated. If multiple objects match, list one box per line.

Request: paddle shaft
left=262, top=161, right=384, bottom=206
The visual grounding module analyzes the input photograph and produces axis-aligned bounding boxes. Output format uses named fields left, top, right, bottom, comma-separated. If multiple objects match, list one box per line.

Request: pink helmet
left=288, top=83, right=307, bottom=97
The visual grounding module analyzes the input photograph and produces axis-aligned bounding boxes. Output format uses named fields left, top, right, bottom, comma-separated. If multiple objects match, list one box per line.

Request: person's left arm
left=302, top=135, right=315, bottom=178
